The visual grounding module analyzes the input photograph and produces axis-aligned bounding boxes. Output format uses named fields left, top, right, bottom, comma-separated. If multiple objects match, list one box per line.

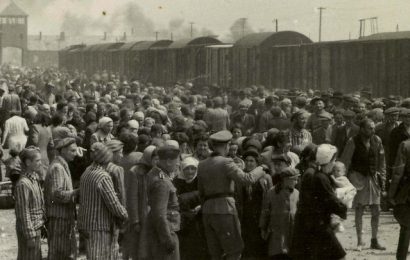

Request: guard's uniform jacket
left=146, top=166, right=181, bottom=260
left=197, top=152, right=265, bottom=258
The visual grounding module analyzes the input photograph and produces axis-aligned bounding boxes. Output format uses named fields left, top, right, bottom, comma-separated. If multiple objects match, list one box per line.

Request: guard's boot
left=370, top=238, right=386, bottom=250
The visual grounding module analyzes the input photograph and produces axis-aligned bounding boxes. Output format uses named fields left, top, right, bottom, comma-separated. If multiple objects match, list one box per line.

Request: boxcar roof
left=150, top=40, right=173, bottom=49
left=205, top=44, right=234, bottom=48
left=233, top=31, right=312, bottom=49
left=361, top=31, right=410, bottom=40
left=130, top=41, right=155, bottom=51
left=117, top=41, right=147, bottom=51
left=168, top=36, right=221, bottom=49
left=105, top=42, right=125, bottom=51
left=61, top=44, right=86, bottom=52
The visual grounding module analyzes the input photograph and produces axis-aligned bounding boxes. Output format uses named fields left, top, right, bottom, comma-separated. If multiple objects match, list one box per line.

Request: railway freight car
left=133, top=40, right=173, bottom=84
left=112, top=41, right=147, bottom=78
left=164, top=36, right=221, bottom=85
left=232, top=31, right=312, bottom=88
left=205, top=44, right=233, bottom=88
left=268, top=38, right=410, bottom=97
left=104, top=42, right=125, bottom=73
left=58, top=44, right=85, bottom=71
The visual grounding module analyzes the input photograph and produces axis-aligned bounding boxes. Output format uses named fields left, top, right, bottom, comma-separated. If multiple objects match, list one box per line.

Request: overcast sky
left=1, top=0, right=409, bottom=42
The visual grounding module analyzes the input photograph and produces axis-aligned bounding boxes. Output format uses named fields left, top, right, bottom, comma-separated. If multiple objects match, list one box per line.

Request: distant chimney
left=131, top=28, right=135, bottom=36
left=60, top=32, right=65, bottom=41
left=103, top=32, right=107, bottom=40
left=39, top=31, right=42, bottom=40
left=123, top=32, right=127, bottom=41
left=171, top=32, right=173, bottom=41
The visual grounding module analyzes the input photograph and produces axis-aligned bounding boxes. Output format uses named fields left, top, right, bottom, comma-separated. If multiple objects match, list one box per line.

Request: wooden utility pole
left=155, top=31, right=158, bottom=41
left=190, top=22, right=194, bottom=38
left=273, top=19, right=278, bottom=32
left=241, top=18, right=247, bottom=38
left=318, top=7, right=325, bottom=42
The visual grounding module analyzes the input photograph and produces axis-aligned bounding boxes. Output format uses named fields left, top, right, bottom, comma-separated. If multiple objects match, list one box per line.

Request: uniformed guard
left=146, top=141, right=181, bottom=260
left=197, top=130, right=266, bottom=260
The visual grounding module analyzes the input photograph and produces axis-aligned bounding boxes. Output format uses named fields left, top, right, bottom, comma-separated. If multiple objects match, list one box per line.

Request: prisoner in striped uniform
left=14, top=147, right=46, bottom=260
left=44, top=138, right=79, bottom=260
left=78, top=142, right=128, bottom=260
left=105, top=139, right=126, bottom=255
left=105, top=140, right=126, bottom=206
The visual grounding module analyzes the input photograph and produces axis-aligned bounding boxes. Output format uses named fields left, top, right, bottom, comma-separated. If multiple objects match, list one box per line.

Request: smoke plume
left=229, top=18, right=255, bottom=41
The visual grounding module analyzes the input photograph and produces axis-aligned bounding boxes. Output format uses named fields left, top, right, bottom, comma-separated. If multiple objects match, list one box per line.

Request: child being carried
left=330, top=161, right=357, bottom=232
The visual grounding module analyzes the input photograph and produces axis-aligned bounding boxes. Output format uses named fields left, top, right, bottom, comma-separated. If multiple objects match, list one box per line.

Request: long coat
left=389, top=140, right=410, bottom=228
left=260, top=186, right=299, bottom=256
left=291, top=169, right=347, bottom=260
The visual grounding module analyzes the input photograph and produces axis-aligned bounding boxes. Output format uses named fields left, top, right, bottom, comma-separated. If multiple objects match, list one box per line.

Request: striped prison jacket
left=14, top=172, right=46, bottom=239
left=78, top=163, right=128, bottom=232
left=44, top=156, right=76, bottom=219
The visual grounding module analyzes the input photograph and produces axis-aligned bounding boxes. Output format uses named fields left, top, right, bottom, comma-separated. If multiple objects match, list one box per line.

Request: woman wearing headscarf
left=291, top=144, right=347, bottom=260
left=173, top=157, right=208, bottom=260
left=90, top=116, right=114, bottom=145
left=125, top=146, right=158, bottom=260
left=235, top=149, right=272, bottom=259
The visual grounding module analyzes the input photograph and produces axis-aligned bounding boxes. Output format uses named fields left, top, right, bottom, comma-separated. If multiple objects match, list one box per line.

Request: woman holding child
left=291, top=144, right=347, bottom=260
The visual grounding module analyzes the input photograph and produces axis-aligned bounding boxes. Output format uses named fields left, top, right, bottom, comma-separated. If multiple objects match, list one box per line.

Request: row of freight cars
left=59, top=31, right=410, bottom=97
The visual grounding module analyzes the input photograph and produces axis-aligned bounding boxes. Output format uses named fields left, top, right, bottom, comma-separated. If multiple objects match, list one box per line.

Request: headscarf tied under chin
left=98, top=117, right=113, bottom=129
left=179, top=157, right=199, bottom=182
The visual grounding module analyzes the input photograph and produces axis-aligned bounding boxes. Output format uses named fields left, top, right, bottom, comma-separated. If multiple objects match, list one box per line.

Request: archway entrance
left=1, top=47, right=23, bottom=66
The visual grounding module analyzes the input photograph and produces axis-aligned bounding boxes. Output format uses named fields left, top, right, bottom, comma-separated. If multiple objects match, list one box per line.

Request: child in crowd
left=260, top=167, right=300, bottom=259
left=330, top=161, right=357, bottom=232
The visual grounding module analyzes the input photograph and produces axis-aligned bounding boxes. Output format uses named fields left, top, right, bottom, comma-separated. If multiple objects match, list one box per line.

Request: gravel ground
left=0, top=209, right=404, bottom=259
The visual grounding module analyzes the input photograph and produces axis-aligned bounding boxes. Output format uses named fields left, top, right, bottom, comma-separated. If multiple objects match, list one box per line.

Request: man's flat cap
left=279, top=167, right=300, bottom=179
left=210, top=130, right=232, bottom=143
left=400, top=108, right=410, bottom=117
left=343, top=110, right=356, bottom=118
left=384, top=107, right=400, bottom=115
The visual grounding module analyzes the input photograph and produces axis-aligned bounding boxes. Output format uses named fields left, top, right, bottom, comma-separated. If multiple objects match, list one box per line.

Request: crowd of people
left=2, top=63, right=410, bottom=260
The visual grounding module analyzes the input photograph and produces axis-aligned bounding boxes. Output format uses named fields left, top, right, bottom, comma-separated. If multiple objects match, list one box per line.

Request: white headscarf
left=180, top=157, right=199, bottom=182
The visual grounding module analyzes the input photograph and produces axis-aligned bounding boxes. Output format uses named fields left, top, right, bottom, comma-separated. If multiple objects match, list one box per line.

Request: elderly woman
left=14, top=146, right=46, bottom=260
left=235, top=149, right=272, bottom=258
left=291, top=144, right=347, bottom=260
left=125, top=146, right=159, bottom=260
left=260, top=167, right=300, bottom=259
left=173, top=157, right=208, bottom=260
left=90, top=116, right=114, bottom=145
